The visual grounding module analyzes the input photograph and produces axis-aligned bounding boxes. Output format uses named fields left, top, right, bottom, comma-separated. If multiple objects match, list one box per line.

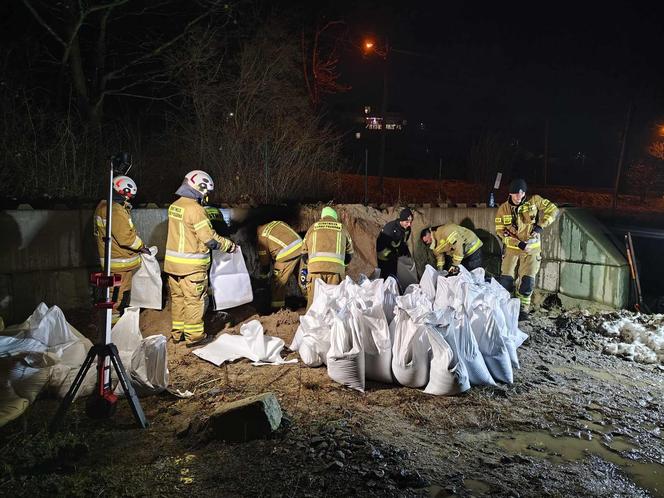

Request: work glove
left=139, top=246, right=151, bottom=255
left=519, top=238, right=539, bottom=252
left=447, top=265, right=460, bottom=276
left=228, top=241, right=238, bottom=253
left=532, top=225, right=543, bottom=235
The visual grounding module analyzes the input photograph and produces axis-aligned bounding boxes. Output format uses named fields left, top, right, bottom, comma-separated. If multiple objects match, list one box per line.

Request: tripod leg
left=49, top=346, right=99, bottom=433
left=108, top=344, right=148, bottom=428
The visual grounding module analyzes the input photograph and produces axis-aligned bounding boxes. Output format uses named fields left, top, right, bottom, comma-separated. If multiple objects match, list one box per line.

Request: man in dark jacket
left=376, top=208, right=413, bottom=282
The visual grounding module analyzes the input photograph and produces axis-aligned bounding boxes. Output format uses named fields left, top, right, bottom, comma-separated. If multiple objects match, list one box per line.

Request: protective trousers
left=112, top=270, right=134, bottom=324
left=377, top=257, right=398, bottom=281
left=306, top=272, right=342, bottom=310
left=499, top=248, right=541, bottom=310
left=168, top=271, right=208, bottom=343
left=271, top=257, right=300, bottom=309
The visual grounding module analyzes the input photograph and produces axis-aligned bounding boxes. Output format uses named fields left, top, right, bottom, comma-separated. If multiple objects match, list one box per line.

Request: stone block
left=0, top=210, right=88, bottom=273
left=205, top=392, right=282, bottom=442
left=537, top=260, right=560, bottom=293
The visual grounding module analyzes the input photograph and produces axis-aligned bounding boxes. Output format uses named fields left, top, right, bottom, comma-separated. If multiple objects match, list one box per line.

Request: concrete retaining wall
left=0, top=204, right=628, bottom=323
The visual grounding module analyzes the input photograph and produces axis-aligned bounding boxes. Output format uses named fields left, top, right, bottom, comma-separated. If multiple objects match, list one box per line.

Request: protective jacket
left=429, top=224, right=482, bottom=269
left=494, top=195, right=558, bottom=251
left=376, top=220, right=411, bottom=263
left=94, top=199, right=144, bottom=272
left=165, top=196, right=234, bottom=276
left=302, top=216, right=354, bottom=274
left=205, top=205, right=230, bottom=236
left=257, top=221, right=303, bottom=266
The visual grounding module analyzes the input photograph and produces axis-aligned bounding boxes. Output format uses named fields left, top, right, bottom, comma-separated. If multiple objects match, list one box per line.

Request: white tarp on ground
left=130, top=246, right=163, bottom=310
left=290, top=264, right=528, bottom=395
left=210, top=247, right=253, bottom=310
left=193, top=319, right=297, bottom=367
left=0, top=304, right=169, bottom=428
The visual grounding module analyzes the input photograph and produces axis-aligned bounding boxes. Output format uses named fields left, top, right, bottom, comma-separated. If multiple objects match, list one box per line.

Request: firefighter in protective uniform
left=256, top=221, right=303, bottom=310
left=94, top=175, right=150, bottom=324
left=495, top=178, right=558, bottom=320
left=165, top=170, right=237, bottom=347
left=420, top=224, right=483, bottom=274
left=376, top=208, right=413, bottom=282
left=301, top=207, right=354, bottom=310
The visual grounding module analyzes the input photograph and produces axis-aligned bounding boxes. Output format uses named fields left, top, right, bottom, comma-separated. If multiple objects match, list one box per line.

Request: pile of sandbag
left=0, top=303, right=169, bottom=428
left=290, top=265, right=528, bottom=395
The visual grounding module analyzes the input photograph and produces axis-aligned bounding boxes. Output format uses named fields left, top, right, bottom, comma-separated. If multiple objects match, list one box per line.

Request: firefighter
left=420, top=224, right=483, bottom=275
left=495, top=178, right=559, bottom=321
left=165, top=170, right=237, bottom=347
left=204, top=203, right=231, bottom=236
left=256, top=220, right=303, bottom=310
left=301, top=206, right=354, bottom=309
left=93, top=175, right=150, bottom=324
left=376, top=208, right=414, bottom=282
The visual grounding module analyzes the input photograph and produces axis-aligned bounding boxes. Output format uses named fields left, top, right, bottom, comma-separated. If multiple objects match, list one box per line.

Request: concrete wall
left=0, top=204, right=628, bottom=323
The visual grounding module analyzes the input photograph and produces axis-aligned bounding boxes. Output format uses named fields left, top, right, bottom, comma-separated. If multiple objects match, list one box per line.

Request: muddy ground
left=1, top=302, right=663, bottom=497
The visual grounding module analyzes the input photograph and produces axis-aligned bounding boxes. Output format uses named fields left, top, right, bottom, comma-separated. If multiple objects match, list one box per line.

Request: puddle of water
left=495, top=431, right=663, bottom=496
left=551, top=365, right=641, bottom=388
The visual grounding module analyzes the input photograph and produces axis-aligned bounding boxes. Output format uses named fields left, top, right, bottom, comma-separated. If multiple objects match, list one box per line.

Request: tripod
left=50, top=155, right=148, bottom=432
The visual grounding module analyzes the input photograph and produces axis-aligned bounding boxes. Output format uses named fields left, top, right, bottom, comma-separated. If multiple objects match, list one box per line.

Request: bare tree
left=163, top=23, right=341, bottom=204
left=301, top=21, right=351, bottom=110
left=20, top=0, right=234, bottom=127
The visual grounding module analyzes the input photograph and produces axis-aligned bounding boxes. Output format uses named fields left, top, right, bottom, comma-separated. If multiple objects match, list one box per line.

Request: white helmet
left=184, top=170, right=214, bottom=194
left=113, top=175, right=137, bottom=199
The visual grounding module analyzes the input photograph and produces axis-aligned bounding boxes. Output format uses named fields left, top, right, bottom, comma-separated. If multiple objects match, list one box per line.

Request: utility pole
left=543, top=118, right=549, bottom=185
left=612, top=101, right=633, bottom=212
left=378, top=36, right=389, bottom=200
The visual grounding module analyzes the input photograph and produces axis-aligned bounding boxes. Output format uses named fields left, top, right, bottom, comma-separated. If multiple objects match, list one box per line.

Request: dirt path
left=1, top=306, right=662, bottom=497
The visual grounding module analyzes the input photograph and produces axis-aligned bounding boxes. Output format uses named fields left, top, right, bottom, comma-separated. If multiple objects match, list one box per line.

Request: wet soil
left=1, top=305, right=662, bottom=497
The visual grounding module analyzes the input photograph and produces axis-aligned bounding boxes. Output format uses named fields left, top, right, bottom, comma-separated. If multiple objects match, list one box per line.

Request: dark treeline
left=0, top=0, right=341, bottom=205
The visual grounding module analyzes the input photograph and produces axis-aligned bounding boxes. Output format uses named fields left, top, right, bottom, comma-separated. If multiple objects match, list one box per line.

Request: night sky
left=3, top=1, right=664, bottom=189
left=305, top=0, right=664, bottom=186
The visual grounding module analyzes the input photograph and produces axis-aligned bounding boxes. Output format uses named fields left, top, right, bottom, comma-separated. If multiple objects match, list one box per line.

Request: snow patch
left=600, top=315, right=664, bottom=364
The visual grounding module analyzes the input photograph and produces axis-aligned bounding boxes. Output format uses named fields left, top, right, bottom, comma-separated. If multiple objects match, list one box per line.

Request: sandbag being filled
left=210, top=246, right=253, bottom=310
left=130, top=246, right=162, bottom=310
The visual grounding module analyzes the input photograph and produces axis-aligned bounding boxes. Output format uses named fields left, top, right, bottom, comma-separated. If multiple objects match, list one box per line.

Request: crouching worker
left=420, top=224, right=483, bottom=276
left=165, top=170, right=237, bottom=347
left=256, top=220, right=303, bottom=310
left=94, top=175, right=150, bottom=324
left=495, top=178, right=558, bottom=321
left=301, top=207, right=354, bottom=310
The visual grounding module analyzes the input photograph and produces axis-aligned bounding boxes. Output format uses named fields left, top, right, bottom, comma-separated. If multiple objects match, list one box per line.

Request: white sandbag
left=327, top=311, right=365, bottom=392
left=419, top=265, right=438, bottom=302
left=130, top=335, right=169, bottom=395
left=383, top=277, right=399, bottom=324
left=130, top=246, right=163, bottom=310
left=352, top=302, right=393, bottom=384
left=431, top=310, right=495, bottom=386
left=193, top=320, right=293, bottom=367
left=0, top=379, right=29, bottom=427
left=210, top=246, right=253, bottom=310
left=390, top=306, right=430, bottom=388
left=397, top=256, right=419, bottom=289
left=468, top=305, right=513, bottom=384
left=291, top=312, right=331, bottom=367
left=423, top=325, right=470, bottom=395
left=502, top=297, right=529, bottom=369
left=112, top=308, right=170, bottom=396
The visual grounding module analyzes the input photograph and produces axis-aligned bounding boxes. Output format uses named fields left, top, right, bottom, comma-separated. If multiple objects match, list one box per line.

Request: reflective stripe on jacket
left=430, top=224, right=482, bottom=268
left=94, top=200, right=143, bottom=272
left=257, top=221, right=303, bottom=267
left=376, top=219, right=411, bottom=262
left=165, top=197, right=234, bottom=276
left=301, top=216, right=354, bottom=274
left=494, top=195, right=558, bottom=251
